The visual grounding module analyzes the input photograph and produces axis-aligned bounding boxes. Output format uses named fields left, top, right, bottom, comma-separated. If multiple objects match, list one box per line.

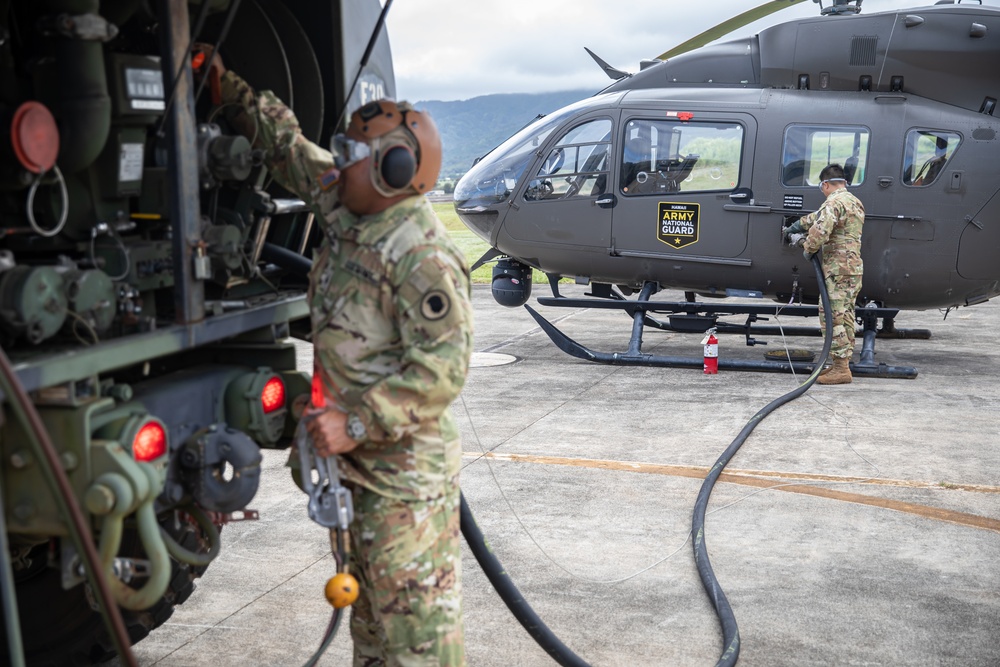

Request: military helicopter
left=453, top=0, right=1000, bottom=378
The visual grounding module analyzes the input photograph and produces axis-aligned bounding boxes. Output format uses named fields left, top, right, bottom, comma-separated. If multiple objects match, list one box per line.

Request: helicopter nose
left=454, top=203, right=496, bottom=244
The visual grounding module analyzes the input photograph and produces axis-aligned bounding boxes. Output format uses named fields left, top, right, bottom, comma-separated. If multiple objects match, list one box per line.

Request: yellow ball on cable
left=325, top=572, right=359, bottom=608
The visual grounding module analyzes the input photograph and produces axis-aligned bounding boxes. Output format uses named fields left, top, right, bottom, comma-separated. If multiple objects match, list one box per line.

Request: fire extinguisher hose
left=693, top=253, right=833, bottom=667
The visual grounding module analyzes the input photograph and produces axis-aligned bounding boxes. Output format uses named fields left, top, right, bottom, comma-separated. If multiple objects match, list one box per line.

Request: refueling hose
left=461, top=253, right=832, bottom=667
left=460, top=493, right=589, bottom=667
left=302, top=607, right=344, bottom=667
left=692, top=253, right=832, bottom=667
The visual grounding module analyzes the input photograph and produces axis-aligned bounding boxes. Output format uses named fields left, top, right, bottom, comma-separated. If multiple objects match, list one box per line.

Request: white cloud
left=385, top=0, right=989, bottom=102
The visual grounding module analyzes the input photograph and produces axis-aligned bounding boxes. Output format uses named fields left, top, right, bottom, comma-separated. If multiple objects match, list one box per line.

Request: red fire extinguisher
left=703, top=328, right=718, bottom=375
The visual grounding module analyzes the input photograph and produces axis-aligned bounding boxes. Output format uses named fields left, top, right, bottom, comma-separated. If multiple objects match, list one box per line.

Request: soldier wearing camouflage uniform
left=211, top=52, right=472, bottom=665
left=785, top=163, right=865, bottom=385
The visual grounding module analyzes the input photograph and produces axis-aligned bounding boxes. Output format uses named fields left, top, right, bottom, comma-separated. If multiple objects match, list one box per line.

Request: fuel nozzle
left=782, top=216, right=806, bottom=248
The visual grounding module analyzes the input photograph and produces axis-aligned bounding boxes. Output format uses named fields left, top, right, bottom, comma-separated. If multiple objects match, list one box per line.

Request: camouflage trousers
left=349, top=482, right=465, bottom=667
left=819, top=273, right=863, bottom=360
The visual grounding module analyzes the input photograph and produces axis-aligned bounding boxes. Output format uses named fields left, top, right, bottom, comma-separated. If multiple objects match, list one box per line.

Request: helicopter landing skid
left=527, top=288, right=919, bottom=379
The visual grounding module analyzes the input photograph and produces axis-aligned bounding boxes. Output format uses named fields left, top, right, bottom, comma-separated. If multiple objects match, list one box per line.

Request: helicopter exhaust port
left=492, top=258, right=532, bottom=307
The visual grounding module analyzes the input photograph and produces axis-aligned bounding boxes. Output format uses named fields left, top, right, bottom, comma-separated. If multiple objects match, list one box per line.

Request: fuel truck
left=0, top=1, right=393, bottom=664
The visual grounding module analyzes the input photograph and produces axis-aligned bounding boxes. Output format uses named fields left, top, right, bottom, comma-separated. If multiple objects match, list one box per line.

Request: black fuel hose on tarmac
left=461, top=255, right=831, bottom=667
left=303, top=607, right=343, bottom=667
left=693, top=253, right=833, bottom=667
left=460, top=493, right=590, bottom=667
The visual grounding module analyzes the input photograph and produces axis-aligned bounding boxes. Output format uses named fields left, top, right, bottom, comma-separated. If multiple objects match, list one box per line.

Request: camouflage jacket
left=220, top=71, right=474, bottom=501
left=800, top=187, right=865, bottom=277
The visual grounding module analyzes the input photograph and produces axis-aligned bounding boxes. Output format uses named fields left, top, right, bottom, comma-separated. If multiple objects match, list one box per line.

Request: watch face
left=347, top=414, right=367, bottom=441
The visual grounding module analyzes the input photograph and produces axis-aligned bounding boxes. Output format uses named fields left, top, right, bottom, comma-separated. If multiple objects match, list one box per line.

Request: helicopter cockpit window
left=903, top=130, right=960, bottom=187
left=523, top=118, right=612, bottom=202
left=619, top=119, right=743, bottom=196
left=453, top=100, right=586, bottom=204
left=781, top=125, right=870, bottom=187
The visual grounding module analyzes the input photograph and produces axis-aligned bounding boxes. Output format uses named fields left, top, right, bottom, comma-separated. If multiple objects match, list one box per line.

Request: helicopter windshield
left=524, top=118, right=612, bottom=202
left=454, top=96, right=612, bottom=204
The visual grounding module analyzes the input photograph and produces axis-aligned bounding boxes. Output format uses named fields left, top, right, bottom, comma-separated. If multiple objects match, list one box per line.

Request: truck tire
left=0, top=518, right=214, bottom=666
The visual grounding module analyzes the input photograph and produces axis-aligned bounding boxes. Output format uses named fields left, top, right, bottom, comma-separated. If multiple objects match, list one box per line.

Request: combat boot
left=816, top=358, right=852, bottom=385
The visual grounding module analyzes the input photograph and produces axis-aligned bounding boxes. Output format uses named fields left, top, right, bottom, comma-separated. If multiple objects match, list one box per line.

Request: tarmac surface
left=127, top=284, right=999, bottom=667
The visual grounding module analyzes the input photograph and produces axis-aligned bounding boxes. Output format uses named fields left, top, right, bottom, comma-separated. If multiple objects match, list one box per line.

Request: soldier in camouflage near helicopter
left=784, top=163, right=865, bottom=385
left=198, top=46, right=473, bottom=666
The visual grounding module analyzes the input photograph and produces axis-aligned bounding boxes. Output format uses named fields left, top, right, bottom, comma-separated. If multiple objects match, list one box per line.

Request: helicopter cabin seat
left=782, top=159, right=807, bottom=186
left=912, top=154, right=946, bottom=186
left=911, top=135, right=950, bottom=186
left=621, top=136, right=653, bottom=194
left=655, top=153, right=699, bottom=192
left=843, top=155, right=859, bottom=184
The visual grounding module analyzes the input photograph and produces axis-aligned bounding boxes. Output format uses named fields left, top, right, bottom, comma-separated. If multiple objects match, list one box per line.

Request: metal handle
left=295, top=418, right=354, bottom=530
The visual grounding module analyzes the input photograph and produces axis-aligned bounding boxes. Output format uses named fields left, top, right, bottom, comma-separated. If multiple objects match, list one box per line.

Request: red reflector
left=191, top=51, right=206, bottom=70
left=133, top=422, right=167, bottom=462
left=11, top=102, right=59, bottom=174
left=677, top=111, right=694, bottom=121
left=310, top=372, right=327, bottom=409
left=261, top=376, right=286, bottom=414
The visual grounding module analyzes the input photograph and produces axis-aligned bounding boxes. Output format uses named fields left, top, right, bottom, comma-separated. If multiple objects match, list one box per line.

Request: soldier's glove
left=787, top=232, right=806, bottom=248
left=783, top=219, right=805, bottom=236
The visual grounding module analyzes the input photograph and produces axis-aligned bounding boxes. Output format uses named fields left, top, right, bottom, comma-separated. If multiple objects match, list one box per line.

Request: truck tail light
left=133, top=420, right=167, bottom=462
left=260, top=376, right=285, bottom=414
left=224, top=368, right=288, bottom=446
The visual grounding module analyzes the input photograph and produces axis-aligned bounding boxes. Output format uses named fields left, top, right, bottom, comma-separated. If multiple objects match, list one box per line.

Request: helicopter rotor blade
left=656, top=0, right=810, bottom=61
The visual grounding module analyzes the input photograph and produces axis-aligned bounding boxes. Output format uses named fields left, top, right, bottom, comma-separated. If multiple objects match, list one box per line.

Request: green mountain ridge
left=415, top=90, right=594, bottom=181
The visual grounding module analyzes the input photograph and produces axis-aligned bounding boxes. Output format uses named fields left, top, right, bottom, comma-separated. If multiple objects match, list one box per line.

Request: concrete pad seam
left=149, top=552, right=333, bottom=664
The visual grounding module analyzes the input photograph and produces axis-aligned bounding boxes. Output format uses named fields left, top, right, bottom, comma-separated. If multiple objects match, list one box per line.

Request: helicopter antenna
left=584, top=47, right=629, bottom=81
left=814, top=0, right=863, bottom=15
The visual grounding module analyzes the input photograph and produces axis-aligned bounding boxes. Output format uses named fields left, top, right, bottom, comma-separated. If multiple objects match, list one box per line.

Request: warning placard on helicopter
left=657, top=202, right=700, bottom=249
left=783, top=194, right=804, bottom=210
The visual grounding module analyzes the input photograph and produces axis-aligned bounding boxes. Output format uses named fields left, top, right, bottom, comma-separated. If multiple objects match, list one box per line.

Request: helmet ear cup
left=380, top=144, right=416, bottom=190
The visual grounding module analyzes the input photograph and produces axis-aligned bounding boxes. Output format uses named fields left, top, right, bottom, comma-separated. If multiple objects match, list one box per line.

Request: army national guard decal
left=657, top=202, right=700, bottom=249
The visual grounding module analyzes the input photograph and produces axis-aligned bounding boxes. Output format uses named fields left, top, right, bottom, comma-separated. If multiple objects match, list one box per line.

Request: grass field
left=432, top=201, right=560, bottom=287
left=432, top=202, right=494, bottom=284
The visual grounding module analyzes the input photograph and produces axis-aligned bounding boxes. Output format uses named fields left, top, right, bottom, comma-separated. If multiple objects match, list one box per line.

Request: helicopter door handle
left=595, top=195, right=617, bottom=209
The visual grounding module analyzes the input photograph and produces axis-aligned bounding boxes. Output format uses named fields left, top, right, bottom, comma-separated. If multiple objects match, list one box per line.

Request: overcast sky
left=384, top=0, right=998, bottom=102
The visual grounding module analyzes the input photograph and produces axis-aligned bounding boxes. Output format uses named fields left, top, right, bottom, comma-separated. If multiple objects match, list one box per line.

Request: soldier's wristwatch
left=345, top=412, right=368, bottom=442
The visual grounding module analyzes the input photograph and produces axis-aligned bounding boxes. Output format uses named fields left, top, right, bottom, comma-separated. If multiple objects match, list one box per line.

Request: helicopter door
left=501, top=115, right=616, bottom=255
left=612, top=114, right=754, bottom=262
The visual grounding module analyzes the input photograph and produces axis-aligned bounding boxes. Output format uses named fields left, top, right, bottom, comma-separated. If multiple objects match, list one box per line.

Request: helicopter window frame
left=902, top=129, right=961, bottom=188
left=522, top=117, right=613, bottom=203
left=453, top=98, right=595, bottom=205
left=780, top=124, right=871, bottom=187
left=618, top=118, right=745, bottom=197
